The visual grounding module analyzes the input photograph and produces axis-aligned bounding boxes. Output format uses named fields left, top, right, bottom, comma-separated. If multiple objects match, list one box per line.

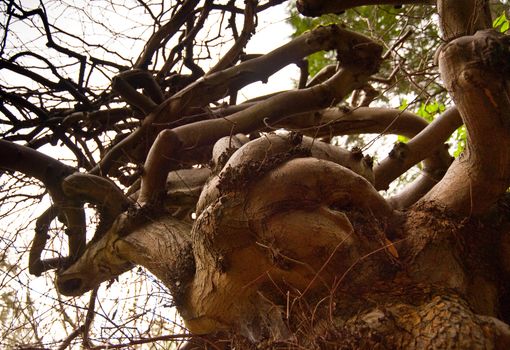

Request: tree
left=1, top=0, right=510, bottom=348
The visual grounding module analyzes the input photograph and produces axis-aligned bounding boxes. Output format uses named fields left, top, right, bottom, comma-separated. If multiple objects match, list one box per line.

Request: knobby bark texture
left=56, top=133, right=510, bottom=349
left=2, top=0, right=510, bottom=349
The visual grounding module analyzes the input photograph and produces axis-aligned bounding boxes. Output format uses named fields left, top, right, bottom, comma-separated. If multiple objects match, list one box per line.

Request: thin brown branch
left=134, top=0, right=201, bottom=69
left=0, top=140, right=74, bottom=195
left=256, top=0, right=288, bottom=12
left=9, top=3, right=88, bottom=88
left=82, top=287, right=98, bottom=348
left=0, top=89, right=48, bottom=121
left=88, top=334, right=191, bottom=350
left=207, top=0, right=257, bottom=75
left=58, top=325, right=85, bottom=350
left=158, top=1, right=213, bottom=79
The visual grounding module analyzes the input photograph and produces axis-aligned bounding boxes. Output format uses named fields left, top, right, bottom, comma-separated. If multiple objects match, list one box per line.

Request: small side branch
left=134, top=0, right=201, bottom=69
left=207, top=0, right=257, bottom=74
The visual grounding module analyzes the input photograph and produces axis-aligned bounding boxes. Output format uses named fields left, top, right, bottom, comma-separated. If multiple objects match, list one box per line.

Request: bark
left=437, top=0, right=492, bottom=41
left=7, top=0, right=510, bottom=348
left=276, top=106, right=462, bottom=208
left=56, top=214, right=193, bottom=298
left=59, top=137, right=398, bottom=338
left=93, top=24, right=381, bottom=177
left=56, top=134, right=510, bottom=348
left=423, top=12, right=510, bottom=215
left=297, top=0, right=434, bottom=17
left=138, top=26, right=383, bottom=205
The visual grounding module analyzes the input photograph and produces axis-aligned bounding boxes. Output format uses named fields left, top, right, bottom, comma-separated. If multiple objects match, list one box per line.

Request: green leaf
left=415, top=101, right=446, bottom=122
left=493, top=11, right=510, bottom=32
left=502, top=21, right=510, bottom=33
left=450, top=125, right=467, bottom=158
left=398, top=98, right=408, bottom=111
left=287, top=5, right=441, bottom=106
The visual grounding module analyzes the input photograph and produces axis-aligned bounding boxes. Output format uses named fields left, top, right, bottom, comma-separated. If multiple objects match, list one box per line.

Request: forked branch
left=138, top=26, right=384, bottom=204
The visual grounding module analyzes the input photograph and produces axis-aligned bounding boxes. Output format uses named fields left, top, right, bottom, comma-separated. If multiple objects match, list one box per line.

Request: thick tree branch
left=276, top=106, right=461, bottom=208
left=61, top=108, right=133, bottom=133
left=374, top=107, right=461, bottom=190
left=0, top=140, right=74, bottom=199
left=437, top=0, right=492, bottom=41
left=423, top=30, right=510, bottom=215
left=62, top=173, right=132, bottom=241
left=297, top=0, right=434, bottom=17
left=56, top=214, right=193, bottom=298
left=112, top=72, right=159, bottom=114
left=62, top=174, right=130, bottom=217
left=93, top=25, right=381, bottom=177
left=29, top=206, right=59, bottom=276
left=276, top=106, right=432, bottom=138
left=0, top=140, right=88, bottom=264
left=138, top=34, right=383, bottom=204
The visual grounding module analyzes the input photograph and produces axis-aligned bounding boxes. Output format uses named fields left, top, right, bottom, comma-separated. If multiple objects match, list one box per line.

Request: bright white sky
left=241, top=3, right=299, bottom=100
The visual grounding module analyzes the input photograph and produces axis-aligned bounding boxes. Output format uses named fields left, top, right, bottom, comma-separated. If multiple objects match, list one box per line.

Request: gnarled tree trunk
left=39, top=0, right=510, bottom=348
left=2, top=0, right=510, bottom=348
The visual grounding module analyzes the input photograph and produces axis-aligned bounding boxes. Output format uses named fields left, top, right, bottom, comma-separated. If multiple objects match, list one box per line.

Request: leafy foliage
left=288, top=2, right=506, bottom=162
left=288, top=3, right=443, bottom=109
left=493, top=11, right=510, bottom=32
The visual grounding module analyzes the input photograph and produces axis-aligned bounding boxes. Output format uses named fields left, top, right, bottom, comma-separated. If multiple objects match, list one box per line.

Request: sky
left=241, top=3, right=299, bottom=100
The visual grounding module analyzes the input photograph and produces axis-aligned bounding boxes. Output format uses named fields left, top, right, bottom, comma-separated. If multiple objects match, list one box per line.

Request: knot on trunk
left=185, top=136, right=397, bottom=339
